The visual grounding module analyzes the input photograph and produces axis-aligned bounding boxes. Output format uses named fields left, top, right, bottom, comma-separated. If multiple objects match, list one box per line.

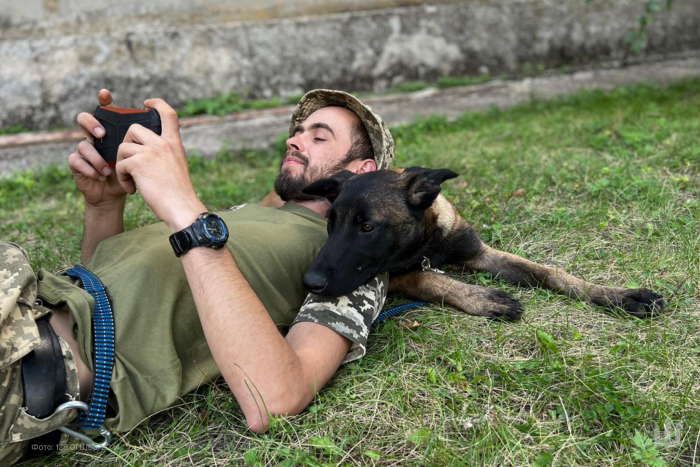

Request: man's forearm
left=180, top=246, right=320, bottom=429
left=81, top=202, right=125, bottom=262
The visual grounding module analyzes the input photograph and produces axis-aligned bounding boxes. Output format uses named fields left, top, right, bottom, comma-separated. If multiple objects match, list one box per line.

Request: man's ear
left=405, top=168, right=459, bottom=210
left=302, top=170, right=356, bottom=203
left=356, top=158, right=377, bottom=174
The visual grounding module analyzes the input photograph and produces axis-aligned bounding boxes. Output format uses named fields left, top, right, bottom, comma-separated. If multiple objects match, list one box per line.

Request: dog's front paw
left=483, top=289, right=524, bottom=321
left=616, top=288, right=666, bottom=318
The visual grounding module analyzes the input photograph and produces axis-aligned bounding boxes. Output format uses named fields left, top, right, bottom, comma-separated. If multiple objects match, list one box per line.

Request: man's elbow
left=245, top=415, right=269, bottom=434
left=243, top=390, right=312, bottom=433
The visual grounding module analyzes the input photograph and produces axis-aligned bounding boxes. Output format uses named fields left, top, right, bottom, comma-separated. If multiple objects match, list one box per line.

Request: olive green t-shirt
left=36, top=203, right=387, bottom=432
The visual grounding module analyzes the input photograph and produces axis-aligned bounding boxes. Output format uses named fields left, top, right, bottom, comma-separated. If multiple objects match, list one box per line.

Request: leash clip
left=55, top=401, right=112, bottom=449
left=421, top=257, right=445, bottom=275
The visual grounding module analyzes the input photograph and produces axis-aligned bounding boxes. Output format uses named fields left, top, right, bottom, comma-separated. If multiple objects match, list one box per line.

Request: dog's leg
left=463, top=245, right=665, bottom=317
left=388, top=271, right=524, bottom=320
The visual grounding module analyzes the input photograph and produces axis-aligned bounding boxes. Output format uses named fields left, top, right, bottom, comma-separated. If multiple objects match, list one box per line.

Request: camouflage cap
left=290, top=89, right=395, bottom=170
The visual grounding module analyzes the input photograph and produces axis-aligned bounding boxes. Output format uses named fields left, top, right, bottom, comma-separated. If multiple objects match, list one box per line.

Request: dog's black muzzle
left=303, top=269, right=330, bottom=295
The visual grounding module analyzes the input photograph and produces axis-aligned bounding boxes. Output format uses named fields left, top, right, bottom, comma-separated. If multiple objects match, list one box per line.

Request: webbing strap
left=64, top=266, right=115, bottom=429
left=372, top=301, right=428, bottom=325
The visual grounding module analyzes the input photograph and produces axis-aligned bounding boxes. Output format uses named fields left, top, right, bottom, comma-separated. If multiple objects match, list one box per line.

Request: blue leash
left=64, top=266, right=115, bottom=430
left=372, top=301, right=428, bottom=325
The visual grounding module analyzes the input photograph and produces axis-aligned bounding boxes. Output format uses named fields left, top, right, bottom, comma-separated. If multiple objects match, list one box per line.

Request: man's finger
left=76, top=112, right=106, bottom=139
left=75, top=89, right=114, bottom=141
left=115, top=157, right=137, bottom=194
left=68, top=151, right=104, bottom=181
left=98, top=89, right=114, bottom=107
left=123, top=124, right=159, bottom=146
left=116, top=142, right=144, bottom=161
left=77, top=140, right=112, bottom=176
left=123, top=124, right=159, bottom=145
left=144, top=98, right=179, bottom=139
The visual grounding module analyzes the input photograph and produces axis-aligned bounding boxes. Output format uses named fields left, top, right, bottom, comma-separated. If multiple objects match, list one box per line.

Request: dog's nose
left=303, top=271, right=328, bottom=294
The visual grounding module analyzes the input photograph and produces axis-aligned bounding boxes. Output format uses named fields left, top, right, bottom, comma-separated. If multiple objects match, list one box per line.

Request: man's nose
left=286, top=134, right=304, bottom=152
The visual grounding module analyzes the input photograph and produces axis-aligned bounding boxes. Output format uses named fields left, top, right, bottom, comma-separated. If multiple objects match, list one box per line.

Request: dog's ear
left=406, top=168, right=459, bottom=210
left=302, top=170, right=355, bottom=203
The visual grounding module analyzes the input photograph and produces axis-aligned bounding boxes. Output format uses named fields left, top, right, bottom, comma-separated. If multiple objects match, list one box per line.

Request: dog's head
left=301, top=167, right=458, bottom=296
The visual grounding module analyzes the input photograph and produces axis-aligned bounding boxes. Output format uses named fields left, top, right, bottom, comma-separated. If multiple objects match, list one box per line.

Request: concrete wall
left=0, top=0, right=447, bottom=27
left=1, top=0, right=699, bottom=130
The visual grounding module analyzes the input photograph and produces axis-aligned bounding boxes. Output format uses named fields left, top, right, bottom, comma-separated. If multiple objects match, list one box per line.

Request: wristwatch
left=169, top=212, right=229, bottom=257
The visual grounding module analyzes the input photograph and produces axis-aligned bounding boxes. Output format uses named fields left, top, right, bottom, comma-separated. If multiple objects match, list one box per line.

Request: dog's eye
left=361, top=224, right=374, bottom=233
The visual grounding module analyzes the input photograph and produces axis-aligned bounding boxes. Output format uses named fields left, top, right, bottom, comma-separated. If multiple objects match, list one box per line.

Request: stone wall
left=1, top=0, right=699, bottom=130
left=1, top=0, right=447, bottom=27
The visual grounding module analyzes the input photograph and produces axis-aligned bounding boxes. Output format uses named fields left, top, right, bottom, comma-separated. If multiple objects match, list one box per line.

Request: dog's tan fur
left=388, top=270, right=522, bottom=318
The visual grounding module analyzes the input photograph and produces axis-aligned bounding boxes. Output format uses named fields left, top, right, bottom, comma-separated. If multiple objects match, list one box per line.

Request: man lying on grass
left=0, top=88, right=394, bottom=464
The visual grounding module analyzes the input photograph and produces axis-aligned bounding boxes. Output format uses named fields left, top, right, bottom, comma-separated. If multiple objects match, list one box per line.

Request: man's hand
left=115, top=98, right=205, bottom=231
left=70, top=89, right=127, bottom=209
left=72, top=89, right=128, bottom=261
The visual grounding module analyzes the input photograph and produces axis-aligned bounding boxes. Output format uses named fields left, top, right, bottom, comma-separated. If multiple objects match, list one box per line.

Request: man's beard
left=274, top=151, right=347, bottom=202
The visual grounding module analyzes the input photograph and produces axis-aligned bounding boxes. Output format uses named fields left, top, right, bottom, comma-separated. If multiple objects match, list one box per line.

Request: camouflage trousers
left=0, top=242, right=80, bottom=465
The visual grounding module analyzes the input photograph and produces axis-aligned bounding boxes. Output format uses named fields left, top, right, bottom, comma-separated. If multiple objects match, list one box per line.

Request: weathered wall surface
left=1, top=0, right=699, bottom=130
left=1, top=0, right=448, bottom=27
left=3, top=54, right=700, bottom=176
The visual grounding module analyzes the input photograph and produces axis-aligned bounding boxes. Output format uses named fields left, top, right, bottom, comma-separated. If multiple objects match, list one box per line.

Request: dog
left=300, top=167, right=666, bottom=319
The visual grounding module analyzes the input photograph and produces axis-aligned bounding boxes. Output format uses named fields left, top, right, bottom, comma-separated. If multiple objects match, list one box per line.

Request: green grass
left=175, top=72, right=499, bottom=119
left=4, top=79, right=699, bottom=466
left=176, top=92, right=303, bottom=118
left=0, top=123, right=29, bottom=135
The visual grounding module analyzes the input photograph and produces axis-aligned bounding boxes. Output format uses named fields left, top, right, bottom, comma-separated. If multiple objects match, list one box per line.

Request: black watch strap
left=169, top=213, right=229, bottom=257
left=169, top=226, right=196, bottom=257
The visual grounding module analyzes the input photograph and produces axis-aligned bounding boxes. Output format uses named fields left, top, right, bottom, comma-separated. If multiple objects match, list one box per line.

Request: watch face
left=203, top=215, right=227, bottom=241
